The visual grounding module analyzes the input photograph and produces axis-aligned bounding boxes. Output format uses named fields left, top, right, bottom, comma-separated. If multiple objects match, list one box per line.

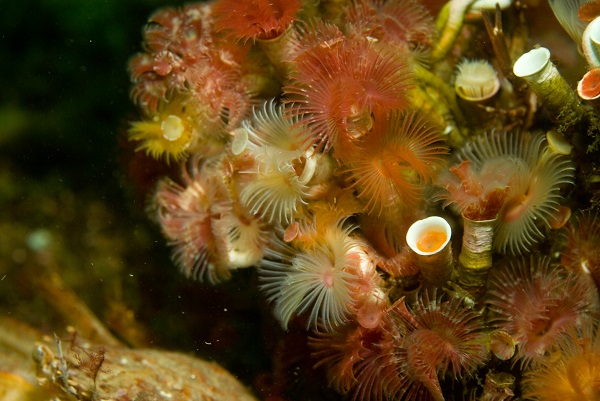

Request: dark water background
left=0, top=0, right=270, bottom=388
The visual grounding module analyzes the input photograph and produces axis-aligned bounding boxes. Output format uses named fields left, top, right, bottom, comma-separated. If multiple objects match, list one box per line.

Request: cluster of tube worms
left=126, top=0, right=600, bottom=400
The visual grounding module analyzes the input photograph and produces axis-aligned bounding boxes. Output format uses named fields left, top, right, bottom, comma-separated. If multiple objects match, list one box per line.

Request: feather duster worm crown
left=344, top=110, right=448, bottom=216
left=486, top=255, right=596, bottom=366
left=456, top=131, right=574, bottom=254
left=284, top=34, right=414, bottom=159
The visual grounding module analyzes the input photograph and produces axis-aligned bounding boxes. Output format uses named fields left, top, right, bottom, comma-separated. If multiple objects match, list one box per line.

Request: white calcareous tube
left=513, top=47, right=584, bottom=127
left=406, top=216, right=453, bottom=286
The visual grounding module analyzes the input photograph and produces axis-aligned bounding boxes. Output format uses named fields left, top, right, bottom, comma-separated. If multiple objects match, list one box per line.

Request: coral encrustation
left=125, top=0, right=600, bottom=400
